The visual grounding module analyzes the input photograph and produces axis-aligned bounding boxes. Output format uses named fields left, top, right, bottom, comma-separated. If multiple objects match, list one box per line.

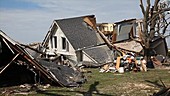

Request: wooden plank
left=116, top=57, right=121, bottom=69
left=0, top=53, right=20, bottom=74
left=2, top=38, right=15, bottom=54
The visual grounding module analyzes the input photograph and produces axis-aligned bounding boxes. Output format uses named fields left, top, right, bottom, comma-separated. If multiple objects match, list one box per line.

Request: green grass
left=1, top=68, right=170, bottom=96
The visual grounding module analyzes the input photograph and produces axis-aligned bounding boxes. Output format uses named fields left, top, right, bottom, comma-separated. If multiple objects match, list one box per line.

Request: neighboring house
left=97, top=19, right=144, bottom=53
left=114, top=19, right=137, bottom=42
left=97, top=23, right=115, bottom=35
left=41, top=15, right=112, bottom=66
left=97, top=23, right=115, bottom=42
left=97, top=19, right=139, bottom=43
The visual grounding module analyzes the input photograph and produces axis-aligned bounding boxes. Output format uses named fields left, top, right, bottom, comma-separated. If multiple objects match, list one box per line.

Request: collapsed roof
left=0, top=30, right=85, bottom=87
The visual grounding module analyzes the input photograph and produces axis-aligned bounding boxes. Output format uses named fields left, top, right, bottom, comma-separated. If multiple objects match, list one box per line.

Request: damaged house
left=98, top=18, right=168, bottom=69
left=98, top=19, right=143, bottom=54
left=0, top=30, right=85, bottom=87
left=150, top=37, right=168, bottom=57
left=41, top=15, right=112, bottom=67
left=112, top=19, right=168, bottom=58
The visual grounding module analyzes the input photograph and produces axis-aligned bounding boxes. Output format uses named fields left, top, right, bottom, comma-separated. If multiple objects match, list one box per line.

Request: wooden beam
left=116, top=57, right=121, bottom=70
left=0, top=53, right=20, bottom=74
left=2, top=38, right=15, bottom=54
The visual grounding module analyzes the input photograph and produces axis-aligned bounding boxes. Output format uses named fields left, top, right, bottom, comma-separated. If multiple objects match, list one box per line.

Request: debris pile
left=99, top=52, right=148, bottom=73
left=0, top=30, right=85, bottom=87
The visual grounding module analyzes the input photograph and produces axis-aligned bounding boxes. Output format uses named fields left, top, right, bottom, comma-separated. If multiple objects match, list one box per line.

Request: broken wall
left=0, top=38, right=36, bottom=87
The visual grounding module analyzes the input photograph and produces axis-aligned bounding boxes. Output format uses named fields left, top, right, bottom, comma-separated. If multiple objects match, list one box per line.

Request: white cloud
left=0, top=9, right=52, bottom=43
left=0, top=0, right=143, bottom=44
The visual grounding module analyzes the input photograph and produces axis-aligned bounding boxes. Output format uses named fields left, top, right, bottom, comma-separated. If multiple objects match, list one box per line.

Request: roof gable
left=55, top=16, right=101, bottom=49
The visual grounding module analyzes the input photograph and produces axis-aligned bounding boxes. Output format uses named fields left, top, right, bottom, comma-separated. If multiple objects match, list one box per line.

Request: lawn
left=1, top=68, right=170, bottom=96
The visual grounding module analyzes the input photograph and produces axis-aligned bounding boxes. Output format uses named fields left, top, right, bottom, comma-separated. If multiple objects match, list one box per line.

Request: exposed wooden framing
left=2, top=38, right=15, bottom=54
left=97, top=29, right=123, bottom=54
left=97, top=30, right=113, bottom=49
left=20, top=44, right=46, bottom=55
left=0, top=31, right=72, bottom=86
left=116, top=57, right=121, bottom=69
left=0, top=31, right=16, bottom=45
left=10, top=44, right=64, bottom=86
left=83, top=17, right=97, bottom=30
left=0, top=53, right=20, bottom=74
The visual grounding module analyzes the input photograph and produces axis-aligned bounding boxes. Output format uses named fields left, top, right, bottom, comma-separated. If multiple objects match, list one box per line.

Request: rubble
left=96, top=17, right=169, bottom=73
left=0, top=30, right=85, bottom=87
left=0, top=14, right=169, bottom=96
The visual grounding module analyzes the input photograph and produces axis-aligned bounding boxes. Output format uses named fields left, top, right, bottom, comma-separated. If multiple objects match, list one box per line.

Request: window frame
left=61, top=37, right=69, bottom=51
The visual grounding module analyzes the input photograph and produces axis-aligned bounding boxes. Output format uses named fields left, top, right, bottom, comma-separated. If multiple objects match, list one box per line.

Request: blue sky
left=0, top=0, right=39, bottom=9
left=0, top=0, right=169, bottom=47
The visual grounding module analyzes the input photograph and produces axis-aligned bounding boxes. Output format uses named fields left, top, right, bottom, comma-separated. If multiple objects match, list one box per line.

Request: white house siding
left=46, top=22, right=76, bottom=57
left=46, top=21, right=94, bottom=65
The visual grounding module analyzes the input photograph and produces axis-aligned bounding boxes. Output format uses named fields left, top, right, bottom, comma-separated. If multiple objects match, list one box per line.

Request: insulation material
left=114, top=40, right=143, bottom=53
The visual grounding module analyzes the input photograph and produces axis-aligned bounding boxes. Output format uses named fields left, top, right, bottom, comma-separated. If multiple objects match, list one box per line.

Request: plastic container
left=118, top=67, right=124, bottom=73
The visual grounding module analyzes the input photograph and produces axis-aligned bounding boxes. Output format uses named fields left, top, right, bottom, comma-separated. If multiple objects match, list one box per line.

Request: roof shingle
left=55, top=16, right=102, bottom=49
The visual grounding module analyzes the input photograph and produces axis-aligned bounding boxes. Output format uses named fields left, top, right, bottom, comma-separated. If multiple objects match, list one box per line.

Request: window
left=53, top=36, right=57, bottom=48
left=62, top=37, right=66, bottom=50
left=110, top=26, right=113, bottom=31
left=62, top=37, right=69, bottom=51
left=104, top=26, right=108, bottom=31
left=50, top=36, right=57, bottom=49
left=50, top=36, right=53, bottom=48
left=66, top=41, right=69, bottom=51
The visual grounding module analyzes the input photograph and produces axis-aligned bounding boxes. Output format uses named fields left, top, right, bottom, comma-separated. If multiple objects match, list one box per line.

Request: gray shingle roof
left=55, top=16, right=102, bottom=49
left=52, top=15, right=111, bottom=64
left=83, top=45, right=111, bottom=64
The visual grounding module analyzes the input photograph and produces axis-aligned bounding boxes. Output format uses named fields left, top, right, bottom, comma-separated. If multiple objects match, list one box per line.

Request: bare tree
left=139, top=0, right=170, bottom=61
